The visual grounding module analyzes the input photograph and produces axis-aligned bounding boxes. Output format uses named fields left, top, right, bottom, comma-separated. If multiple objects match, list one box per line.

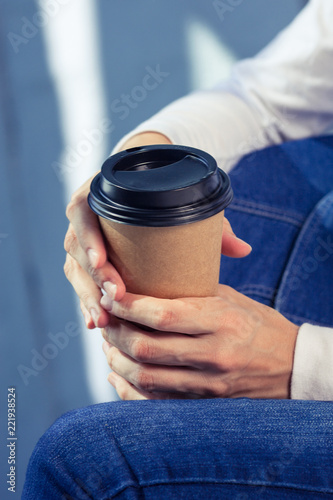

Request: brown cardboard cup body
left=100, top=211, right=224, bottom=299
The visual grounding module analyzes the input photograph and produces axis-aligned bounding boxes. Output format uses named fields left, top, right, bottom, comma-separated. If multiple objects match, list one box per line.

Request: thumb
left=221, top=218, right=252, bottom=258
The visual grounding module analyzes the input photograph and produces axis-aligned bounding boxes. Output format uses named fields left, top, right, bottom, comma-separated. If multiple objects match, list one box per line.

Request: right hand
left=64, top=132, right=172, bottom=329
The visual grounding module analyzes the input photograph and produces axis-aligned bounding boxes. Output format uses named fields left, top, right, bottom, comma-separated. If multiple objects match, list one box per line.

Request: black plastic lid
left=88, top=145, right=233, bottom=227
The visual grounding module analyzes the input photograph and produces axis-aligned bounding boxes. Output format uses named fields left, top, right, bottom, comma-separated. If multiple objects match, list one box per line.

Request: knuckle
left=216, top=347, right=240, bottom=373
left=217, top=353, right=233, bottom=372
left=63, top=256, right=75, bottom=279
left=154, top=306, right=177, bottom=331
left=79, top=290, right=92, bottom=307
left=130, top=337, right=155, bottom=362
left=134, top=368, right=154, bottom=392
left=64, top=228, right=77, bottom=254
left=204, top=340, right=232, bottom=372
left=199, top=373, right=231, bottom=398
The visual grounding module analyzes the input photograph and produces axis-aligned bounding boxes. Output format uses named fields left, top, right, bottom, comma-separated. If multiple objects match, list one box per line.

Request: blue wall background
left=1, top=1, right=305, bottom=497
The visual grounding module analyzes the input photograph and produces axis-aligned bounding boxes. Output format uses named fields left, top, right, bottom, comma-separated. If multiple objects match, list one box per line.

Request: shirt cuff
left=291, top=323, right=333, bottom=400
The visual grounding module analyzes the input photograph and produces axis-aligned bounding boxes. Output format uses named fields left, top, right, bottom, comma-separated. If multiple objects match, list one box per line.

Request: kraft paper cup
left=88, top=145, right=233, bottom=299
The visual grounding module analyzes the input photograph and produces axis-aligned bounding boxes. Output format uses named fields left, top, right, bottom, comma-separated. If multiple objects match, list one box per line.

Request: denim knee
left=23, top=404, right=141, bottom=499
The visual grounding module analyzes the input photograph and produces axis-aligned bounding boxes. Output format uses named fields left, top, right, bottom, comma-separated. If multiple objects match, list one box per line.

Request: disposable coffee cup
left=88, top=145, right=233, bottom=299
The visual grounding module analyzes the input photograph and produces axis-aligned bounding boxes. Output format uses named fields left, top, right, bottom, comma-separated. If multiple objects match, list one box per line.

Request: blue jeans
left=22, top=399, right=333, bottom=499
left=22, top=136, right=333, bottom=499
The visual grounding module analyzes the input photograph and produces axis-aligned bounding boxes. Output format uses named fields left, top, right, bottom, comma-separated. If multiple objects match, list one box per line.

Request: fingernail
left=101, top=295, right=113, bottom=312
left=88, top=249, right=99, bottom=268
left=90, top=308, right=100, bottom=325
left=103, top=281, right=117, bottom=300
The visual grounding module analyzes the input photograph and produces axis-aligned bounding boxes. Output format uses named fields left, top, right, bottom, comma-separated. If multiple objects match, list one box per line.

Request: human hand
left=64, top=131, right=251, bottom=328
left=64, top=133, right=172, bottom=328
left=101, top=286, right=299, bottom=400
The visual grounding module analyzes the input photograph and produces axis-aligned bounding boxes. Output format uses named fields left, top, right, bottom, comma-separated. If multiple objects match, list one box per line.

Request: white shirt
left=114, top=0, right=333, bottom=400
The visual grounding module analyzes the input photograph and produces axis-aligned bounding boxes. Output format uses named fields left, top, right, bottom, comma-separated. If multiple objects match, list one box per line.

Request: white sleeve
left=113, top=0, right=333, bottom=171
left=291, top=323, right=333, bottom=401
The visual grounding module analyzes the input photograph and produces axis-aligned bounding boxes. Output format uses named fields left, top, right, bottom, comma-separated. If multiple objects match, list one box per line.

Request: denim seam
left=276, top=215, right=318, bottom=309
left=232, top=198, right=305, bottom=219
left=275, top=194, right=332, bottom=318
left=229, top=205, right=304, bottom=227
left=111, top=478, right=333, bottom=497
left=230, top=198, right=305, bottom=226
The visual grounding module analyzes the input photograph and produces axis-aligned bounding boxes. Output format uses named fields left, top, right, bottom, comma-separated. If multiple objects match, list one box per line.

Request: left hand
left=101, top=285, right=299, bottom=400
